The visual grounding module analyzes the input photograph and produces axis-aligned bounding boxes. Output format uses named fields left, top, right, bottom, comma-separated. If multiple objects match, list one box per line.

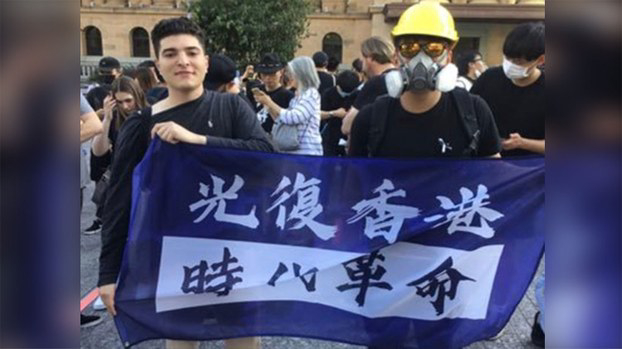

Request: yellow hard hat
left=391, top=2, right=459, bottom=43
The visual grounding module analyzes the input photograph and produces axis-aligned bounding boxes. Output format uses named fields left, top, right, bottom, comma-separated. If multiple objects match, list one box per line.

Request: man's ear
left=536, top=54, right=545, bottom=66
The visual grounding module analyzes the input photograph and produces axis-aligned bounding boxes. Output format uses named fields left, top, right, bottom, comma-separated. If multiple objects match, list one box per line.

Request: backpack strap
left=368, top=95, right=395, bottom=157
left=450, top=88, right=480, bottom=156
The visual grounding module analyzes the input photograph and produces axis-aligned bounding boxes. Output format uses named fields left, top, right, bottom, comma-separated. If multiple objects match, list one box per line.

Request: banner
left=114, top=139, right=544, bottom=348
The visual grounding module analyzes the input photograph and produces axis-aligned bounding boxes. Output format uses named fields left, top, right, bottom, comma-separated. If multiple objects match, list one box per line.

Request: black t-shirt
left=146, top=86, right=168, bottom=104
left=321, top=87, right=358, bottom=156
left=98, top=91, right=274, bottom=286
left=352, top=69, right=393, bottom=110
left=318, top=71, right=336, bottom=96
left=349, top=93, right=502, bottom=158
left=471, top=67, right=545, bottom=157
left=250, top=86, right=295, bottom=133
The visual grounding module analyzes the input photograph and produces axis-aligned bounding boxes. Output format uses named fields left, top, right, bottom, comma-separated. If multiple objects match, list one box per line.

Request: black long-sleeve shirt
left=98, top=90, right=274, bottom=286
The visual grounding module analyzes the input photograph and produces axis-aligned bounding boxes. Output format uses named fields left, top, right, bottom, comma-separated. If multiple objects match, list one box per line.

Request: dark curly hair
left=151, top=17, right=206, bottom=57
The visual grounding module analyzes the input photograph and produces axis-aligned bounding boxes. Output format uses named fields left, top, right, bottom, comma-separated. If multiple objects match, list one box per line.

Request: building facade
left=80, top=0, right=544, bottom=76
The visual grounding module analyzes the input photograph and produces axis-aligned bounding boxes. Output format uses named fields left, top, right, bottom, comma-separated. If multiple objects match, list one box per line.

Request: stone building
left=80, top=0, right=544, bottom=78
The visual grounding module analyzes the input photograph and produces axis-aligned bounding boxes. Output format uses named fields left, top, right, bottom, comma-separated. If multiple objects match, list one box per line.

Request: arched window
left=84, top=26, right=103, bottom=56
left=131, top=27, right=150, bottom=57
left=322, top=32, right=343, bottom=63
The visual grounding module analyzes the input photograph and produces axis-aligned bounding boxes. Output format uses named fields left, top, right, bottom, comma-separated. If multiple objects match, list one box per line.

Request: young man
left=97, top=17, right=273, bottom=348
left=203, top=53, right=254, bottom=108
left=320, top=70, right=361, bottom=156
left=471, top=22, right=545, bottom=157
left=341, top=36, right=396, bottom=136
left=247, top=53, right=295, bottom=133
left=455, top=50, right=488, bottom=91
left=203, top=53, right=238, bottom=93
left=313, top=51, right=336, bottom=96
left=86, top=56, right=123, bottom=110
left=348, top=2, right=501, bottom=159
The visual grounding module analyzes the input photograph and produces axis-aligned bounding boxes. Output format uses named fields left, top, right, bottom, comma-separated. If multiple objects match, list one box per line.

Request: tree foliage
left=187, top=0, right=313, bottom=68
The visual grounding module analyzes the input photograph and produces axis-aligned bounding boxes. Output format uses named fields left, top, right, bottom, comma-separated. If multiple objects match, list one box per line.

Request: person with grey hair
left=253, top=56, right=323, bottom=155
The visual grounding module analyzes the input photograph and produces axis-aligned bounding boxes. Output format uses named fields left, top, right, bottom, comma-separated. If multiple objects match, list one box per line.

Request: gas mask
left=385, top=51, right=458, bottom=98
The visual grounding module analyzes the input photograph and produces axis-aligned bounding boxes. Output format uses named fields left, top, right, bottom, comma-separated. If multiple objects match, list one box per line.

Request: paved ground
left=80, top=182, right=543, bottom=349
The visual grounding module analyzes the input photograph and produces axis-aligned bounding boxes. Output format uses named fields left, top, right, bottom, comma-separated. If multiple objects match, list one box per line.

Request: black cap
left=204, top=54, right=237, bottom=91
left=98, top=56, right=121, bottom=73
left=312, top=51, right=329, bottom=68
left=256, top=53, right=285, bottom=74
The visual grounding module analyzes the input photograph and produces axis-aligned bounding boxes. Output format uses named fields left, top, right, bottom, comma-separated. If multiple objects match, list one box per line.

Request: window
left=84, top=26, right=103, bottom=56
left=322, top=32, right=343, bottom=63
left=131, top=27, right=150, bottom=57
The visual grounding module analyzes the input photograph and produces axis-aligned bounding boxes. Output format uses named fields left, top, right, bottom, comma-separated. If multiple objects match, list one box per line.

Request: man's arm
left=98, top=116, right=149, bottom=287
left=341, top=107, right=359, bottom=136
left=80, top=94, right=103, bottom=142
left=502, top=133, right=545, bottom=154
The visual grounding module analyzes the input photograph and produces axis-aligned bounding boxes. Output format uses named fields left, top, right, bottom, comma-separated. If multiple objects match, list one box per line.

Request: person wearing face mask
left=320, top=70, right=362, bottom=156
left=85, top=56, right=123, bottom=111
left=348, top=2, right=502, bottom=159
left=455, top=50, right=488, bottom=91
left=471, top=22, right=545, bottom=156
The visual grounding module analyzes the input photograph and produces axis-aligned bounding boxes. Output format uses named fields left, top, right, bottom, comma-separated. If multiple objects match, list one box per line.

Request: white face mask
left=502, top=57, right=530, bottom=80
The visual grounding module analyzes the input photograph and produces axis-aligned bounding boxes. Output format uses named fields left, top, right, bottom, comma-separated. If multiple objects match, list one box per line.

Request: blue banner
left=113, top=139, right=544, bottom=348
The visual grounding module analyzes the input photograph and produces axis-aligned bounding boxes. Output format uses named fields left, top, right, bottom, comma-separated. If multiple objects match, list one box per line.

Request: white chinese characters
left=347, top=180, right=420, bottom=243
left=267, top=173, right=337, bottom=241
left=189, top=174, right=259, bottom=229
left=424, top=185, right=504, bottom=238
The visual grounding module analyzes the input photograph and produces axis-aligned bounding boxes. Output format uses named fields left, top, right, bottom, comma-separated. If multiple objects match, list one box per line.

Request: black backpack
left=368, top=88, right=481, bottom=157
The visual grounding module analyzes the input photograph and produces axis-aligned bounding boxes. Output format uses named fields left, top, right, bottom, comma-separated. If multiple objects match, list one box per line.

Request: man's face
left=259, top=70, right=282, bottom=91
left=155, top=34, right=208, bottom=93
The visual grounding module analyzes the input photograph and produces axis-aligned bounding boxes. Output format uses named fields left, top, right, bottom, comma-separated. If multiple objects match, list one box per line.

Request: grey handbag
left=271, top=121, right=300, bottom=151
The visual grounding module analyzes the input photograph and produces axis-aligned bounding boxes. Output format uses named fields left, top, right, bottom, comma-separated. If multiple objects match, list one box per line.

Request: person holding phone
left=84, top=76, right=149, bottom=236
left=254, top=56, right=323, bottom=155
left=248, top=53, right=295, bottom=133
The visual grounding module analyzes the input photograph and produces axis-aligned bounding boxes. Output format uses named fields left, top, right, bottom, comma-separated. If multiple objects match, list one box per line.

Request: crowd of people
left=80, top=2, right=545, bottom=348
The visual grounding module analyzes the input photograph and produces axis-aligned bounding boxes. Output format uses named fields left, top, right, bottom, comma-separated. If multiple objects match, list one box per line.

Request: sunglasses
left=397, top=39, right=448, bottom=59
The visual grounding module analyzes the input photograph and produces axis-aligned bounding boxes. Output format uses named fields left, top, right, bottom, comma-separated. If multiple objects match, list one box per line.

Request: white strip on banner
left=155, top=237, right=503, bottom=320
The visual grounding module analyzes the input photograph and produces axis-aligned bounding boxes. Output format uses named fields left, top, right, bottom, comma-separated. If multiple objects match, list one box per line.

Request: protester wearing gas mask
left=348, top=2, right=502, bottom=159
left=471, top=22, right=545, bottom=156
left=320, top=70, right=362, bottom=156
